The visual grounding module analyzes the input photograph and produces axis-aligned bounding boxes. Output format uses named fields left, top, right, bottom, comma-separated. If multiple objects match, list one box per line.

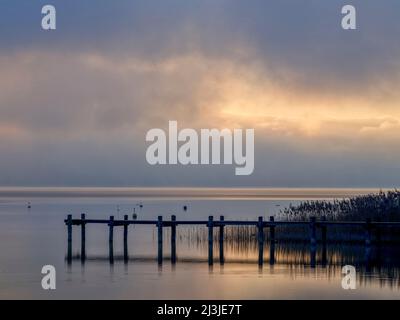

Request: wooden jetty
left=64, top=214, right=400, bottom=266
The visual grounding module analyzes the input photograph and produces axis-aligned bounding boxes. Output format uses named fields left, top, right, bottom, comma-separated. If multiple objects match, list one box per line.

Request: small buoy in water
left=27, top=202, right=31, bottom=209
left=183, top=205, right=187, bottom=211
left=132, top=213, right=137, bottom=220
left=139, top=203, right=143, bottom=208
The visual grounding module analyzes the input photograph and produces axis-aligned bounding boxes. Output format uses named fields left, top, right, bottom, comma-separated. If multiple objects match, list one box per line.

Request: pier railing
left=64, top=214, right=400, bottom=266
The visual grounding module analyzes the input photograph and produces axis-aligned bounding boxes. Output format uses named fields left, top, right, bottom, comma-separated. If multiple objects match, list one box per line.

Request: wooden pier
left=64, top=215, right=400, bottom=266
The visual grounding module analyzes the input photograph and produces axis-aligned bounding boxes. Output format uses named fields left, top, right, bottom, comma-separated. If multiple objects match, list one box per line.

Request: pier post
left=158, top=216, right=163, bottom=265
left=269, top=216, right=275, bottom=265
left=109, top=216, right=114, bottom=264
left=171, top=215, right=176, bottom=264
left=269, top=216, right=275, bottom=243
left=321, top=216, right=327, bottom=265
left=258, top=216, right=264, bottom=266
left=365, top=218, right=372, bottom=272
left=123, top=215, right=128, bottom=262
left=310, top=217, right=316, bottom=268
left=208, top=216, right=214, bottom=266
left=219, top=216, right=224, bottom=265
left=376, top=218, right=382, bottom=245
left=67, top=214, right=72, bottom=264
left=310, top=217, right=317, bottom=246
left=365, top=218, right=372, bottom=247
left=81, top=213, right=86, bottom=262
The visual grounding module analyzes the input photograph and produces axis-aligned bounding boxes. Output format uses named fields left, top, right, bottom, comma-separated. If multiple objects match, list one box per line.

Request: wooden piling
left=269, top=216, right=275, bottom=243
left=67, top=214, right=72, bottom=263
left=310, top=217, right=317, bottom=246
left=258, top=216, right=264, bottom=266
left=365, top=218, right=372, bottom=247
left=81, top=213, right=86, bottom=262
left=268, top=216, right=275, bottom=265
left=171, top=215, right=176, bottom=264
left=376, top=217, right=382, bottom=245
left=158, top=216, right=163, bottom=265
left=219, top=215, right=224, bottom=265
left=310, top=217, right=316, bottom=268
left=109, top=216, right=114, bottom=264
left=269, top=243, right=275, bottom=265
left=208, top=216, right=214, bottom=266
left=123, top=215, right=128, bottom=262
left=321, top=216, right=327, bottom=265
left=365, top=218, right=372, bottom=272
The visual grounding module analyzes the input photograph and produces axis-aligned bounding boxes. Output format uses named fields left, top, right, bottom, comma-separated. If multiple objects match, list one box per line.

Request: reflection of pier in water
left=65, top=214, right=400, bottom=282
left=67, top=244, right=400, bottom=288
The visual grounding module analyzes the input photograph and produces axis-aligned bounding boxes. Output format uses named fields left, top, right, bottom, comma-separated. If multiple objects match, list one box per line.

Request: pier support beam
left=208, top=216, right=214, bottom=266
left=158, top=216, right=163, bottom=265
left=365, top=218, right=372, bottom=271
left=67, top=214, right=72, bottom=264
left=109, top=216, right=114, bottom=264
left=269, top=216, right=275, bottom=265
left=81, top=213, right=86, bottom=262
left=258, top=216, right=264, bottom=266
left=123, top=215, right=128, bottom=262
left=310, top=217, right=316, bottom=268
left=321, top=216, right=327, bottom=265
left=171, top=215, right=176, bottom=264
left=219, top=216, right=224, bottom=265
left=269, top=216, right=275, bottom=243
left=376, top=218, right=382, bottom=245
left=365, top=218, right=372, bottom=247
left=310, top=217, right=317, bottom=246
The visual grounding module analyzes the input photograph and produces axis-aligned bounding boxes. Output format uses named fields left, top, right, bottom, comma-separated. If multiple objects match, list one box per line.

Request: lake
left=0, top=187, right=399, bottom=299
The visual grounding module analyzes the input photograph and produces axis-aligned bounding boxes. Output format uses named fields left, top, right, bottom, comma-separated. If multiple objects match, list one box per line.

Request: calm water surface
left=0, top=188, right=399, bottom=299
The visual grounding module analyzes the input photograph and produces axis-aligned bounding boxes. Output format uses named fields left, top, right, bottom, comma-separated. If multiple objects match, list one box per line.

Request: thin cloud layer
left=0, top=1, right=400, bottom=186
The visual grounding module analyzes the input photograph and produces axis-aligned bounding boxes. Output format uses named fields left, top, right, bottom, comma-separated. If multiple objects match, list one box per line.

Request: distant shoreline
left=0, top=187, right=392, bottom=200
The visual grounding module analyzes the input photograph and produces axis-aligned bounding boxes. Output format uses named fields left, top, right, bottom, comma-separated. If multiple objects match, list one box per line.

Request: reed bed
left=280, top=189, right=400, bottom=221
left=278, top=190, right=400, bottom=242
left=174, top=190, right=400, bottom=244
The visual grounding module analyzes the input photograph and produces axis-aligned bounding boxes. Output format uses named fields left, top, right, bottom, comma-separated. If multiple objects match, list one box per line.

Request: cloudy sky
left=1, top=0, right=400, bottom=187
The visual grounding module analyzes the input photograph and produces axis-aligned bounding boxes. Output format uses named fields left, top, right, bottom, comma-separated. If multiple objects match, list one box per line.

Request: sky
left=1, top=0, right=400, bottom=187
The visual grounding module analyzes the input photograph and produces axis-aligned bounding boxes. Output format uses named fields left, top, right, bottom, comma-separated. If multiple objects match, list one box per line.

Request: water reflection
left=68, top=237, right=400, bottom=288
